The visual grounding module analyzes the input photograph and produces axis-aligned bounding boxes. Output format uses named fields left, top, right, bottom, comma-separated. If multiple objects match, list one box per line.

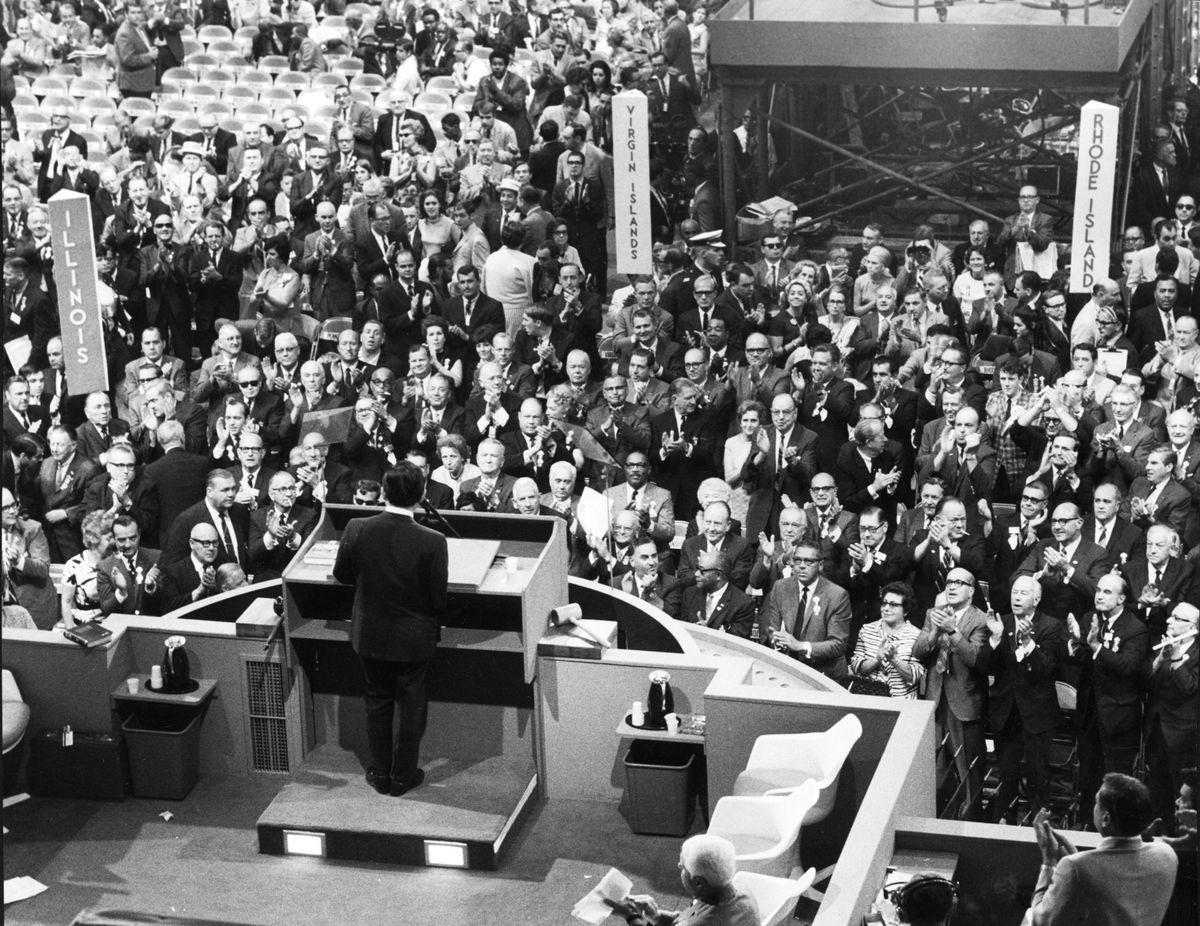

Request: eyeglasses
left=881, top=599, right=905, bottom=608
left=137, top=376, right=160, bottom=384
left=860, top=523, right=885, bottom=532
left=248, top=209, right=268, bottom=216
left=792, top=556, right=820, bottom=566
left=762, top=241, right=781, bottom=248
left=1051, top=517, right=1081, bottom=525
left=109, top=461, right=136, bottom=469
left=811, top=485, right=836, bottom=493
left=695, top=567, right=723, bottom=576
left=1020, top=493, right=1046, bottom=502
left=238, top=380, right=261, bottom=387
left=944, top=578, right=974, bottom=588
left=154, top=222, right=173, bottom=229
left=191, top=538, right=220, bottom=547
left=270, top=484, right=297, bottom=493
left=1, top=502, right=18, bottom=511
left=1044, top=302, right=1066, bottom=310
left=1179, top=203, right=1197, bottom=210
left=694, top=290, right=715, bottom=296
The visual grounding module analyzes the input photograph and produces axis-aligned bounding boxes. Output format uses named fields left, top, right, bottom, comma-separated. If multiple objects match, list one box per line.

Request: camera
left=906, top=244, right=932, bottom=263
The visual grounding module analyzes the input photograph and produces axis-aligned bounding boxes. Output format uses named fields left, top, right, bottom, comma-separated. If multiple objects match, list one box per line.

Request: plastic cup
left=126, top=677, right=139, bottom=694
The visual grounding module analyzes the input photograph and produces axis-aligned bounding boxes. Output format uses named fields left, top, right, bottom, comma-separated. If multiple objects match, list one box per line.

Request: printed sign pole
left=613, top=89, right=653, bottom=276
left=1069, top=101, right=1120, bottom=294
left=47, top=191, right=108, bottom=394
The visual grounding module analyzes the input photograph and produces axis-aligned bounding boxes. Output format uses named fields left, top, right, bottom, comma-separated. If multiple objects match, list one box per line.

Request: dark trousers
left=934, top=696, right=986, bottom=821
left=121, top=88, right=153, bottom=99
left=360, top=655, right=429, bottom=784
left=1077, top=712, right=1138, bottom=823
left=1147, top=722, right=1196, bottom=836
left=990, top=709, right=1053, bottom=823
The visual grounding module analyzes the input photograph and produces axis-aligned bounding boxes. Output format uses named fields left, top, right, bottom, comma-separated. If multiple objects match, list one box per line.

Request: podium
left=258, top=506, right=569, bottom=869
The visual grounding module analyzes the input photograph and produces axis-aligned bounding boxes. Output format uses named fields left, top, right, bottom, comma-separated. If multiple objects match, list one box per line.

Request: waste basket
left=122, top=710, right=202, bottom=800
left=623, top=740, right=695, bottom=836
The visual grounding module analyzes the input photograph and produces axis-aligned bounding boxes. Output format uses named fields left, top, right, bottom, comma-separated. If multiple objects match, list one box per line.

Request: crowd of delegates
left=0, top=1, right=1198, bottom=841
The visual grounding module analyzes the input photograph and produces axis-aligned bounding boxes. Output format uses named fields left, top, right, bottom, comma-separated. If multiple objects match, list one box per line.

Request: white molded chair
left=732, top=868, right=816, bottom=926
left=706, top=780, right=819, bottom=878
left=2, top=669, right=30, bottom=758
left=732, top=714, right=863, bottom=825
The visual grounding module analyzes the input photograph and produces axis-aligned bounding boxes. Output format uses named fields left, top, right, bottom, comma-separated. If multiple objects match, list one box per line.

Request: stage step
left=257, top=744, right=538, bottom=870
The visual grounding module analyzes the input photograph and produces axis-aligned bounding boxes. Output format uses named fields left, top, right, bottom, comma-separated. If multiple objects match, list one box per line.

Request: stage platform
left=711, top=0, right=1153, bottom=88
left=256, top=744, right=538, bottom=870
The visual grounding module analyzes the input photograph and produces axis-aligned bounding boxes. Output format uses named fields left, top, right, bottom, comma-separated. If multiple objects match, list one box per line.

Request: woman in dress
left=423, top=315, right=463, bottom=389
left=816, top=286, right=863, bottom=358
left=584, top=59, right=614, bottom=115
left=689, top=4, right=710, bottom=92
left=852, top=246, right=895, bottom=317
left=251, top=236, right=303, bottom=335
left=769, top=279, right=812, bottom=364
left=415, top=190, right=461, bottom=261
left=432, top=433, right=480, bottom=504
left=60, top=511, right=115, bottom=627
left=953, top=246, right=989, bottom=304
left=723, top=400, right=771, bottom=540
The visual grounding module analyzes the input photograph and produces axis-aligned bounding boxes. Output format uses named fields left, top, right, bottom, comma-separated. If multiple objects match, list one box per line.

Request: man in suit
left=2, top=487, right=58, bottom=628
left=192, top=113, right=237, bottom=178
left=841, top=505, right=914, bottom=650
left=1088, top=385, right=1154, bottom=492
left=617, top=309, right=685, bottom=383
left=1144, top=603, right=1200, bottom=831
left=799, top=343, right=858, bottom=474
left=894, top=478, right=945, bottom=547
left=985, top=575, right=1064, bottom=824
left=551, top=149, right=606, bottom=290
left=909, top=496, right=989, bottom=621
left=1083, top=482, right=1145, bottom=567
left=159, top=521, right=222, bottom=613
left=141, top=420, right=209, bottom=541
left=649, top=379, right=714, bottom=522
left=614, top=533, right=684, bottom=618
left=113, top=176, right=172, bottom=273
left=248, top=470, right=317, bottom=581
left=1029, top=774, right=1179, bottom=926
left=678, top=547, right=755, bottom=638
left=912, top=565, right=990, bottom=820
left=139, top=211, right=198, bottom=369
left=289, top=146, right=344, bottom=240
left=1065, top=573, right=1151, bottom=822
left=985, top=479, right=1052, bottom=608
left=1125, top=219, right=1197, bottom=290
left=1128, top=139, right=1182, bottom=234
left=297, top=201, right=355, bottom=322
left=1121, top=523, right=1200, bottom=646
left=96, top=514, right=161, bottom=617
left=799, top=473, right=861, bottom=570
left=1128, top=276, right=1190, bottom=366
left=329, top=84, right=376, bottom=162
left=36, top=105, right=89, bottom=200
left=37, top=425, right=99, bottom=563
left=835, top=418, right=901, bottom=521
left=1017, top=502, right=1111, bottom=619
left=159, top=469, right=251, bottom=571
left=192, top=225, right=244, bottom=354
left=46, top=144, right=99, bottom=201
left=588, top=375, right=651, bottom=473
left=2, top=376, right=45, bottom=444
left=1124, top=445, right=1197, bottom=544
left=918, top=406, right=997, bottom=518
left=759, top=540, right=852, bottom=682
left=333, top=463, right=447, bottom=796
left=676, top=501, right=754, bottom=592
left=995, top=186, right=1056, bottom=284
left=603, top=451, right=675, bottom=549
left=354, top=203, right=404, bottom=286
left=121, top=327, right=188, bottom=411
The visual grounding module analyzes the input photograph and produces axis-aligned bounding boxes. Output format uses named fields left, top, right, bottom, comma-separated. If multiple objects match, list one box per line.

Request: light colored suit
left=758, top=574, right=852, bottom=680
left=1030, top=836, right=1177, bottom=926
left=1125, top=242, right=1199, bottom=287
left=603, top=482, right=675, bottom=545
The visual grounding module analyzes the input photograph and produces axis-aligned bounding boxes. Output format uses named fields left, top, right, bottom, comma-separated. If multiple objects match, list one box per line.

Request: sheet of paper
left=575, top=487, right=610, bottom=540
left=571, top=868, right=632, bottom=924
left=3, top=336, right=31, bottom=373
left=1097, top=348, right=1128, bottom=379
left=4, top=876, right=48, bottom=905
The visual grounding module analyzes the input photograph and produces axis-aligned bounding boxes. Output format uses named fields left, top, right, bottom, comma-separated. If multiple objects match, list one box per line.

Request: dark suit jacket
left=676, top=533, right=755, bottom=592
left=650, top=407, right=717, bottom=519
left=159, top=556, right=214, bottom=613
left=142, top=447, right=210, bottom=538
left=332, top=511, right=448, bottom=661
left=834, top=444, right=899, bottom=518
left=764, top=424, right=818, bottom=505
left=1120, top=556, right=1200, bottom=641
left=1124, top=477, right=1197, bottom=545
left=75, top=419, right=132, bottom=464
left=1081, top=515, right=1145, bottom=566
left=97, top=547, right=161, bottom=616
left=677, top=582, right=756, bottom=638
left=159, top=500, right=251, bottom=570
left=840, top=537, right=914, bottom=627
left=36, top=453, right=99, bottom=562
left=1016, top=537, right=1111, bottom=620
left=758, top=574, right=852, bottom=680
left=987, top=611, right=1064, bottom=735
left=614, top=569, right=684, bottom=619
left=909, top=530, right=991, bottom=621
left=192, top=246, right=244, bottom=329
left=798, top=377, right=857, bottom=473
left=1069, top=609, right=1150, bottom=741
left=1145, top=643, right=1199, bottom=753
left=248, top=503, right=318, bottom=580
left=1087, top=418, right=1155, bottom=494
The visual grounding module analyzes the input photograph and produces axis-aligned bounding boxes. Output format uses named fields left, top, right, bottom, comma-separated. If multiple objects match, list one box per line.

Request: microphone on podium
left=417, top=497, right=461, bottom=538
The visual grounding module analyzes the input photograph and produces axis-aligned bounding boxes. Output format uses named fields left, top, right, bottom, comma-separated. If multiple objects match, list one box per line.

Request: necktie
left=700, top=309, right=709, bottom=330
left=219, top=515, right=236, bottom=563
left=776, top=434, right=785, bottom=471
left=1148, top=565, right=1158, bottom=588
left=768, top=265, right=776, bottom=293
left=935, top=630, right=951, bottom=675
left=1097, top=523, right=1109, bottom=547
left=98, top=425, right=109, bottom=444
left=797, top=585, right=810, bottom=634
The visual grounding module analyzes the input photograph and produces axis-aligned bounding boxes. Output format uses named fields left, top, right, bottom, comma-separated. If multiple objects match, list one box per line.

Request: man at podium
left=333, top=464, right=449, bottom=797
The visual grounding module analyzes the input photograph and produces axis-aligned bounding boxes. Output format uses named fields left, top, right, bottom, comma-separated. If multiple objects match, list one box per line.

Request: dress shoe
left=365, top=769, right=390, bottom=794
left=389, top=768, right=425, bottom=797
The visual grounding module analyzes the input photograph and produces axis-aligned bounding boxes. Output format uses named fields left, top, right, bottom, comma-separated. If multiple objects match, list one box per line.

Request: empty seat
left=236, top=70, right=274, bottom=93
left=120, top=97, right=157, bottom=117
left=258, top=55, right=291, bottom=76
left=91, top=112, right=117, bottom=131
left=275, top=72, right=311, bottom=93
left=312, top=72, right=346, bottom=91
left=309, top=103, right=338, bottom=122
left=732, top=714, right=863, bottom=825
left=69, top=76, right=108, bottom=99
left=203, top=69, right=236, bottom=91
left=174, top=115, right=201, bottom=134
left=41, top=94, right=74, bottom=114
left=30, top=76, right=69, bottom=97
left=77, top=128, right=103, bottom=152
left=260, top=87, right=300, bottom=112
left=310, top=24, right=346, bottom=47
left=331, top=58, right=364, bottom=76
left=219, top=116, right=242, bottom=135
left=425, top=76, right=457, bottom=94
left=706, top=781, right=820, bottom=878
left=11, top=92, right=39, bottom=114
left=231, top=101, right=273, bottom=122
left=222, top=85, right=259, bottom=106
left=198, top=100, right=233, bottom=118
left=233, top=25, right=258, bottom=53
left=161, top=66, right=198, bottom=90
left=17, top=112, right=50, bottom=136
left=12, top=74, right=29, bottom=93
left=184, top=53, right=219, bottom=69
left=198, top=24, right=234, bottom=44
left=158, top=98, right=196, bottom=120
left=184, top=84, right=221, bottom=104
left=414, top=91, right=452, bottom=111
left=207, top=39, right=240, bottom=57
left=350, top=73, right=387, bottom=94
left=79, top=97, right=118, bottom=122
left=182, top=38, right=204, bottom=57
left=349, top=89, right=374, bottom=107
left=731, top=870, right=817, bottom=926
left=297, top=89, right=330, bottom=113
